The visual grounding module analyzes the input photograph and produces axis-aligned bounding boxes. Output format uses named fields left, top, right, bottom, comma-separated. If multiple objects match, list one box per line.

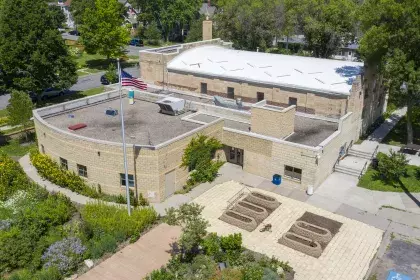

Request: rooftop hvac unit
left=156, top=97, right=185, bottom=116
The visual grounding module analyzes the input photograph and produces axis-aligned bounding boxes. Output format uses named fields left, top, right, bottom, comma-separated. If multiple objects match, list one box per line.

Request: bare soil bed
left=226, top=210, right=253, bottom=222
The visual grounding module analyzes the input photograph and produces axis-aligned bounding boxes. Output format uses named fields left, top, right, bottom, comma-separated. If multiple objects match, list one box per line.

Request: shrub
left=262, top=267, right=280, bottom=280
left=104, top=63, right=118, bottom=84
left=0, top=116, right=8, bottom=126
left=377, top=151, right=409, bottom=183
left=220, top=233, right=243, bottom=264
left=81, top=202, right=157, bottom=240
left=42, top=237, right=86, bottom=274
left=181, top=135, right=224, bottom=187
left=0, top=153, right=31, bottom=201
left=87, top=234, right=119, bottom=259
left=219, top=268, right=244, bottom=280
left=8, top=267, right=62, bottom=280
left=243, top=263, right=265, bottom=280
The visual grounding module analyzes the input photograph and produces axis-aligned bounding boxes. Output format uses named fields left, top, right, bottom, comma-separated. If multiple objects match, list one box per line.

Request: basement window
left=120, top=173, right=135, bottom=187
left=284, top=165, right=302, bottom=181
left=257, top=92, right=264, bottom=102
left=60, top=157, right=68, bottom=170
left=77, top=164, right=88, bottom=178
left=227, top=87, right=235, bottom=99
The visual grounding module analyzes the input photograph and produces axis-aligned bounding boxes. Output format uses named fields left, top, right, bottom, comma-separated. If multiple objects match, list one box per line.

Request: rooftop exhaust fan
left=156, top=97, right=185, bottom=116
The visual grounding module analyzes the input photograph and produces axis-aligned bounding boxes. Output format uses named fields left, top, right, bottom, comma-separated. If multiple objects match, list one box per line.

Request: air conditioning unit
left=157, top=97, right=185, bottom=116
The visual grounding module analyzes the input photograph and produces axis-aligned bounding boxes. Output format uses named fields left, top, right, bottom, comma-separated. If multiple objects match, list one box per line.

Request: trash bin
left=272, top=174, right=282, bottom=185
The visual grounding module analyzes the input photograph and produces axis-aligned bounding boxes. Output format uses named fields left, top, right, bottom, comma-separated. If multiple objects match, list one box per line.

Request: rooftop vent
left=156, top=97, right=185, bottom=116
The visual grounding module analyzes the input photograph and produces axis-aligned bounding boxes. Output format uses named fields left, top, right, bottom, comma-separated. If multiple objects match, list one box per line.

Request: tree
left=215, top=0, right=280, bottom=51
left=378, top=151, right=409, bottom=183
left=79, top=0, right=130, bottom=59
left=104, top=63, right=118, bottom=84
left=284, top=0, right=357, bottom=58
left=143, top=21, right=162, bottom=45
left=48, top=5, right=66, bottom=29
left=131, top=0, right=201, bottom=42
left=358, top=0, right=420, bottom=144
left=0, top=0, right=77, bottom=95
left=70, top=0, right=95, bottom=26
left=7, top=90, right=33, bottom=140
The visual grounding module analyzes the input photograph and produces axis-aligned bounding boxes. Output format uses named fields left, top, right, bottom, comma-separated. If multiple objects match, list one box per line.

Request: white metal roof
left=167, top=45, right=364, bottom=96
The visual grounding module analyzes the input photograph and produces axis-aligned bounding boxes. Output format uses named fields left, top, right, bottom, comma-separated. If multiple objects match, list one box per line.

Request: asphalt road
left=0, top=66, right=139, bottom=110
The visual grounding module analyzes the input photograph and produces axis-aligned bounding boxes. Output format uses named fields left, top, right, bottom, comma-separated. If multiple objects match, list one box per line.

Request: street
left=0, top=66, right=139, bottom=110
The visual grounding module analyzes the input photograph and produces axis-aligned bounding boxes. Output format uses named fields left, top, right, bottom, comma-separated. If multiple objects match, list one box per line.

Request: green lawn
left=382, top=114, right=420, bottom=147
left=0, top=139, right=36, bottom=157
left=358, top=166, right=420, bottom=193
left=73, top=49, right=137, bottom=77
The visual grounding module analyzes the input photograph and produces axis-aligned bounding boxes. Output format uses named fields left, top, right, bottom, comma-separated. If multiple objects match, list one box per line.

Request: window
left=200, top=83, right=207, bottom=94
left=288, top=97, right=297, bottom=106
left=120, top=173, right=135, bottom=187
left=257, top=92, right=264, bottom=102
left=77, top=164, right=88, bottom=177
left=60, top=158, right=68, bottom=170
left=284, top=165, right=302, bottom=181
left=41, top=144, right=45, bottom=154
left=227, top=87, right=235, bottom=99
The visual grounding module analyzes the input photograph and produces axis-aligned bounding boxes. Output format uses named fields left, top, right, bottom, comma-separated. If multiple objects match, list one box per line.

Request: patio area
left=192, top=181, right=383, bottom=280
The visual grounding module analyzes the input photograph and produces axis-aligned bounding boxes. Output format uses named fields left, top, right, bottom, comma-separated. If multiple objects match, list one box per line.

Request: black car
left=69, top=30, right=80, bottom=36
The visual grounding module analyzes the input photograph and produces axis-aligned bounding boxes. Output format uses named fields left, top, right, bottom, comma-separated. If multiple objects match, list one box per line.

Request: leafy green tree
left=48, top=5, right=66, bottom=29
left=0, top=0, right=77, bottom=95
left=7, top=91, right=33, bottom=140
left=284, top=0, right=357, bottom=58
left=358, top=0, right=420, bottom=144
left=79, top=0, right=130, bottom=59
left=215, top=0, right=280, bottom=51
left=70, top=0, right=95, bottom=26
left=378, top=151, right=409, bottom=183
left=143, top=21, right=162, bottom=45
left=104, top=63, right=118, bottom=84
left=132, top=0, right=201, bottom=42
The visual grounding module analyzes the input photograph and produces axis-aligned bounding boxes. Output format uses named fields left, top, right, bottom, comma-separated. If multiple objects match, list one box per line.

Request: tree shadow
left=166, top=241, right=181, bottom=256
left=398, top=179, right=420, bottom=208
left=334, top=65, right=363, bottom=85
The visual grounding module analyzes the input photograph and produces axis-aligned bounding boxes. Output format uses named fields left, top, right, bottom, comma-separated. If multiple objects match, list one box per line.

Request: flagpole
left=117, top=58, right=131, bottom=216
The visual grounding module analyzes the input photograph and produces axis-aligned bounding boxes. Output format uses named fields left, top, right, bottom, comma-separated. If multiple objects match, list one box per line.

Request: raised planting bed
left=244, top=192, right=281, bottom=211
left=291, top=221, right=332, bottom=243
left=219, top=210, right=258, bottom=232
left=232, top=200, right=269, bottom=223
left=279, top=232, right=322, bottom=258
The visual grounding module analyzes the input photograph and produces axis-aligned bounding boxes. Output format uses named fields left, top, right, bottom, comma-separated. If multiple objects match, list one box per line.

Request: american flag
left=121, top=70, right=147, bottom=90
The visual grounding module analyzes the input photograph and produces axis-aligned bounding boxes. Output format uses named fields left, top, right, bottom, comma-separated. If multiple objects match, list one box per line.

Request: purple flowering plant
left=42, top=237, right=86, bottom=274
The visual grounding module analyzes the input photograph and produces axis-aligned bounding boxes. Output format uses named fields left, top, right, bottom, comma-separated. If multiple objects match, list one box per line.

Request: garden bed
left=232, top=200, right=269, bottom=223
left=219, top=210, right=258, bottom=232
left=244, top=191, right=281, bottom=212
left=279, top=232, right=322, bottom=258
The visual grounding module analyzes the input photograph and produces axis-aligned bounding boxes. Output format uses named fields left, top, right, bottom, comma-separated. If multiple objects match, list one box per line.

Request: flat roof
left=44, top=98, right=202, bottom=145
left=286, top=116, right=338, bottom=146
left=167, top=45, right=364, bottom=95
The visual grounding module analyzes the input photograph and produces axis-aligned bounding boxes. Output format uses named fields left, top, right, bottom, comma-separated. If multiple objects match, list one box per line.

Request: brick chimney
left=202, top=16, right=212, bottom=41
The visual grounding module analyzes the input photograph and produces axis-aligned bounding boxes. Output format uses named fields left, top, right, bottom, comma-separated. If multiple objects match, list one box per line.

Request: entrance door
left=227, top=147, right=244, bottom=166
left=165, top=169, right=176, bottom=198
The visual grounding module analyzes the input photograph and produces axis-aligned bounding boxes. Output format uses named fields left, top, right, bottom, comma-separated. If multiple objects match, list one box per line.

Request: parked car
left=129, top=38, right=144, bottom=47
left=69, top=30, right=80, bottom=36
left=29, top=88, right=69, bottom=102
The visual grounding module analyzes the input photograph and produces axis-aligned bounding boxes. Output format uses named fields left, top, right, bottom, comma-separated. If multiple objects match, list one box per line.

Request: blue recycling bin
left=272, top=174, right=282, bottom=185
left=128, top=90, right=134, bottom=99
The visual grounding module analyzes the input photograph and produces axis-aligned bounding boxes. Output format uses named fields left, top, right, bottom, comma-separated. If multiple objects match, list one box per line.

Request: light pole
left=117, top=58, right=131, bottom=216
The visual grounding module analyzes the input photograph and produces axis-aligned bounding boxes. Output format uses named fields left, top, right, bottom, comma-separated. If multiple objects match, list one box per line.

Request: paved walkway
left=367, top=107, right=406, bottom=143
left=78, top=223, right=181, bottom=280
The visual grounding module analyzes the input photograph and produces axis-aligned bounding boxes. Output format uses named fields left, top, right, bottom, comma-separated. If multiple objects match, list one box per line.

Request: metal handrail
left=371, top=145, right=379, bottom=160
left=359, top=161, right=368, bottom=178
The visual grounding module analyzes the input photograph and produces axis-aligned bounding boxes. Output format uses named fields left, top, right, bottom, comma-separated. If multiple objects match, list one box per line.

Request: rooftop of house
left=44, top=98, right=203, bottom=146
left=41, top=91, right=339, bottom=147
left=167, top=45, right=364, bottom=95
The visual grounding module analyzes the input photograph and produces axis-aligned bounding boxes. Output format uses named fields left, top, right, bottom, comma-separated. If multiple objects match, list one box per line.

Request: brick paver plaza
left=193, top=181, right=383, bottom=280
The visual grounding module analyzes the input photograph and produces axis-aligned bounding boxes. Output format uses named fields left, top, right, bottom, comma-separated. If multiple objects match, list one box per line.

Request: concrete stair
left=334, top=156, right=369, bottom=177
left=348, top=148, right=374, bottom=160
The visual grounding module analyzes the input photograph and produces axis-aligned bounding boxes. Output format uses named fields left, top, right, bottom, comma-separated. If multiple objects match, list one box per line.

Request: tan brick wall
left=35, top=113, right=224, bottom=203
left=166, top=71, right=349, bottom=118
left=251, top=105, right=295, bottom=139
left=202, top=20, right=212, bottom=41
